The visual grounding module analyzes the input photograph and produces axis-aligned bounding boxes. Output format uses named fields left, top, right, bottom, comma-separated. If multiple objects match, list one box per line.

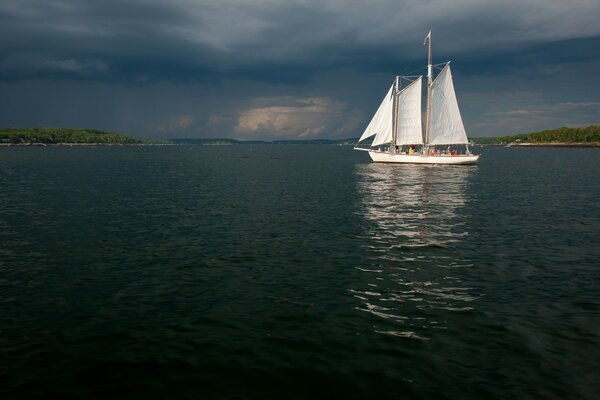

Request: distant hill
left=471, top=126, right=600, bottom=145
left=0, top=128, right=144, bottom=144
left=171, top=138, right=261, bottom=145
left=172, top=138, right=358, bottom=145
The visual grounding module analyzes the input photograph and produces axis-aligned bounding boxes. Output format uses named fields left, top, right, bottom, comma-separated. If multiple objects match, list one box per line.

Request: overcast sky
left=1, top=0, right=599, bottom=139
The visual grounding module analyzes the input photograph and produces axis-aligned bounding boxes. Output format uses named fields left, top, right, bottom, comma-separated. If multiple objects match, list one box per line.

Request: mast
left=424, top=31, right=432, bottom=146
left=391, top=76, right=399, bottom=154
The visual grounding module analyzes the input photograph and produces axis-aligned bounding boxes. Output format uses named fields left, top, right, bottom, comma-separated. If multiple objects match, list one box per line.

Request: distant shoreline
left=2, top=126, right=599, bottom=147
left=0, top=142, right=174, bottom=147
left=483, top=142, right=600, bottom=148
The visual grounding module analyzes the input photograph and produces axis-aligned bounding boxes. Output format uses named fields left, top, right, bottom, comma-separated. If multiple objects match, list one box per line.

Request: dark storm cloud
left=3, top=0, right=600, bottom=83
left=0, top=0, right=215, bottom=82
left=1, top=0, right=599, bottom=138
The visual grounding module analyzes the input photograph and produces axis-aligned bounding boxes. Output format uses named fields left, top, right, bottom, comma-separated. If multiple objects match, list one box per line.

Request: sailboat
left=354, top=31, right=480, bottom=165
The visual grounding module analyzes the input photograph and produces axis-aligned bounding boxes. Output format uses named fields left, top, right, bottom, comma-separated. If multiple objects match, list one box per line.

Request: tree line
left=471, top=126, right=600, bottom=144
left=0, top=128, right=143, bottom=144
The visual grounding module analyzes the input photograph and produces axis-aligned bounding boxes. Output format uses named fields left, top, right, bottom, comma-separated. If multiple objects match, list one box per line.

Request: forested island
left=0, top=128, right=145, bottom=145
left=471, top=126, right=600, bottom=146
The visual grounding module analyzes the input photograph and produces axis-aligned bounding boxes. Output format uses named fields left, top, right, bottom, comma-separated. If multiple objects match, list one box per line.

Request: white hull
left=368, top=150, right=479, bottom=165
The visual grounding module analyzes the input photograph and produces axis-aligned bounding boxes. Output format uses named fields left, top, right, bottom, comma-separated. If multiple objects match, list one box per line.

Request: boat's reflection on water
left=353, top=163, right=478, bottom=339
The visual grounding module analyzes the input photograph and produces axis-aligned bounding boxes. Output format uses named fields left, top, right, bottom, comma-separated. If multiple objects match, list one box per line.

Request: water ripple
left=353, top=164, right=479, bottom=339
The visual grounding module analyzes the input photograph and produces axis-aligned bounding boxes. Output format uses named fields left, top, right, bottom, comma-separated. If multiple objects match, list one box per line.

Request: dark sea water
left=1, top=145, right=599, bottom=399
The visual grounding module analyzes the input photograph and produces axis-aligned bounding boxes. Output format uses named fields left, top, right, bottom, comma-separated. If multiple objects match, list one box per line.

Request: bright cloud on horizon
left=234, top=97, right=361, bottom=140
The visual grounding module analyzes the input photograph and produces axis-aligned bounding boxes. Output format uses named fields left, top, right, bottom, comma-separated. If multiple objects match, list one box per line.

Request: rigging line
left=399, top=65, right=428, bottom=77
left=399, top=48, right=419, bottom=76
left=399, top=42, right=431, bottom=77
left=399, top=75, right=422, bottom=81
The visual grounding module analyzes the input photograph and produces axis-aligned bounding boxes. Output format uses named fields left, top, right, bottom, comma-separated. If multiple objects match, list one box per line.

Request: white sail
left=357, top=84, right=394, bottom=146
left=396, top=77, right=423, bottom=145
left=371, top=111, right=393, bottom=146
left=428, top=65, right=468, bottom=145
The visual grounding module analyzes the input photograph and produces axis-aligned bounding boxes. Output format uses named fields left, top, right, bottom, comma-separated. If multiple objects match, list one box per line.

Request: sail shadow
left=352, top=164, right=478, bottom=339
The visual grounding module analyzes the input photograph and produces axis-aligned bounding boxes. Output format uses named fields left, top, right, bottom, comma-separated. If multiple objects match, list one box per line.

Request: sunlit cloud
left=234, top=96, right=359, bottom=140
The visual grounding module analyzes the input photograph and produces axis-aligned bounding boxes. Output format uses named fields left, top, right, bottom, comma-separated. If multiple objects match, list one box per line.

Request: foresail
left=396, top=77, right=423, bottom=145
left=358, top=84, right=394, bottom=146
left=428, top=65, right=469, bottom=145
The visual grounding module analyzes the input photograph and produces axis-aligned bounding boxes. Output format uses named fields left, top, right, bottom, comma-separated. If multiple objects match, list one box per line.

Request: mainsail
left=395, top=77, right=423, bottom=145
left=358, top=84, right=394, bottom=144
left=428, top=65, right=468, bottom=145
